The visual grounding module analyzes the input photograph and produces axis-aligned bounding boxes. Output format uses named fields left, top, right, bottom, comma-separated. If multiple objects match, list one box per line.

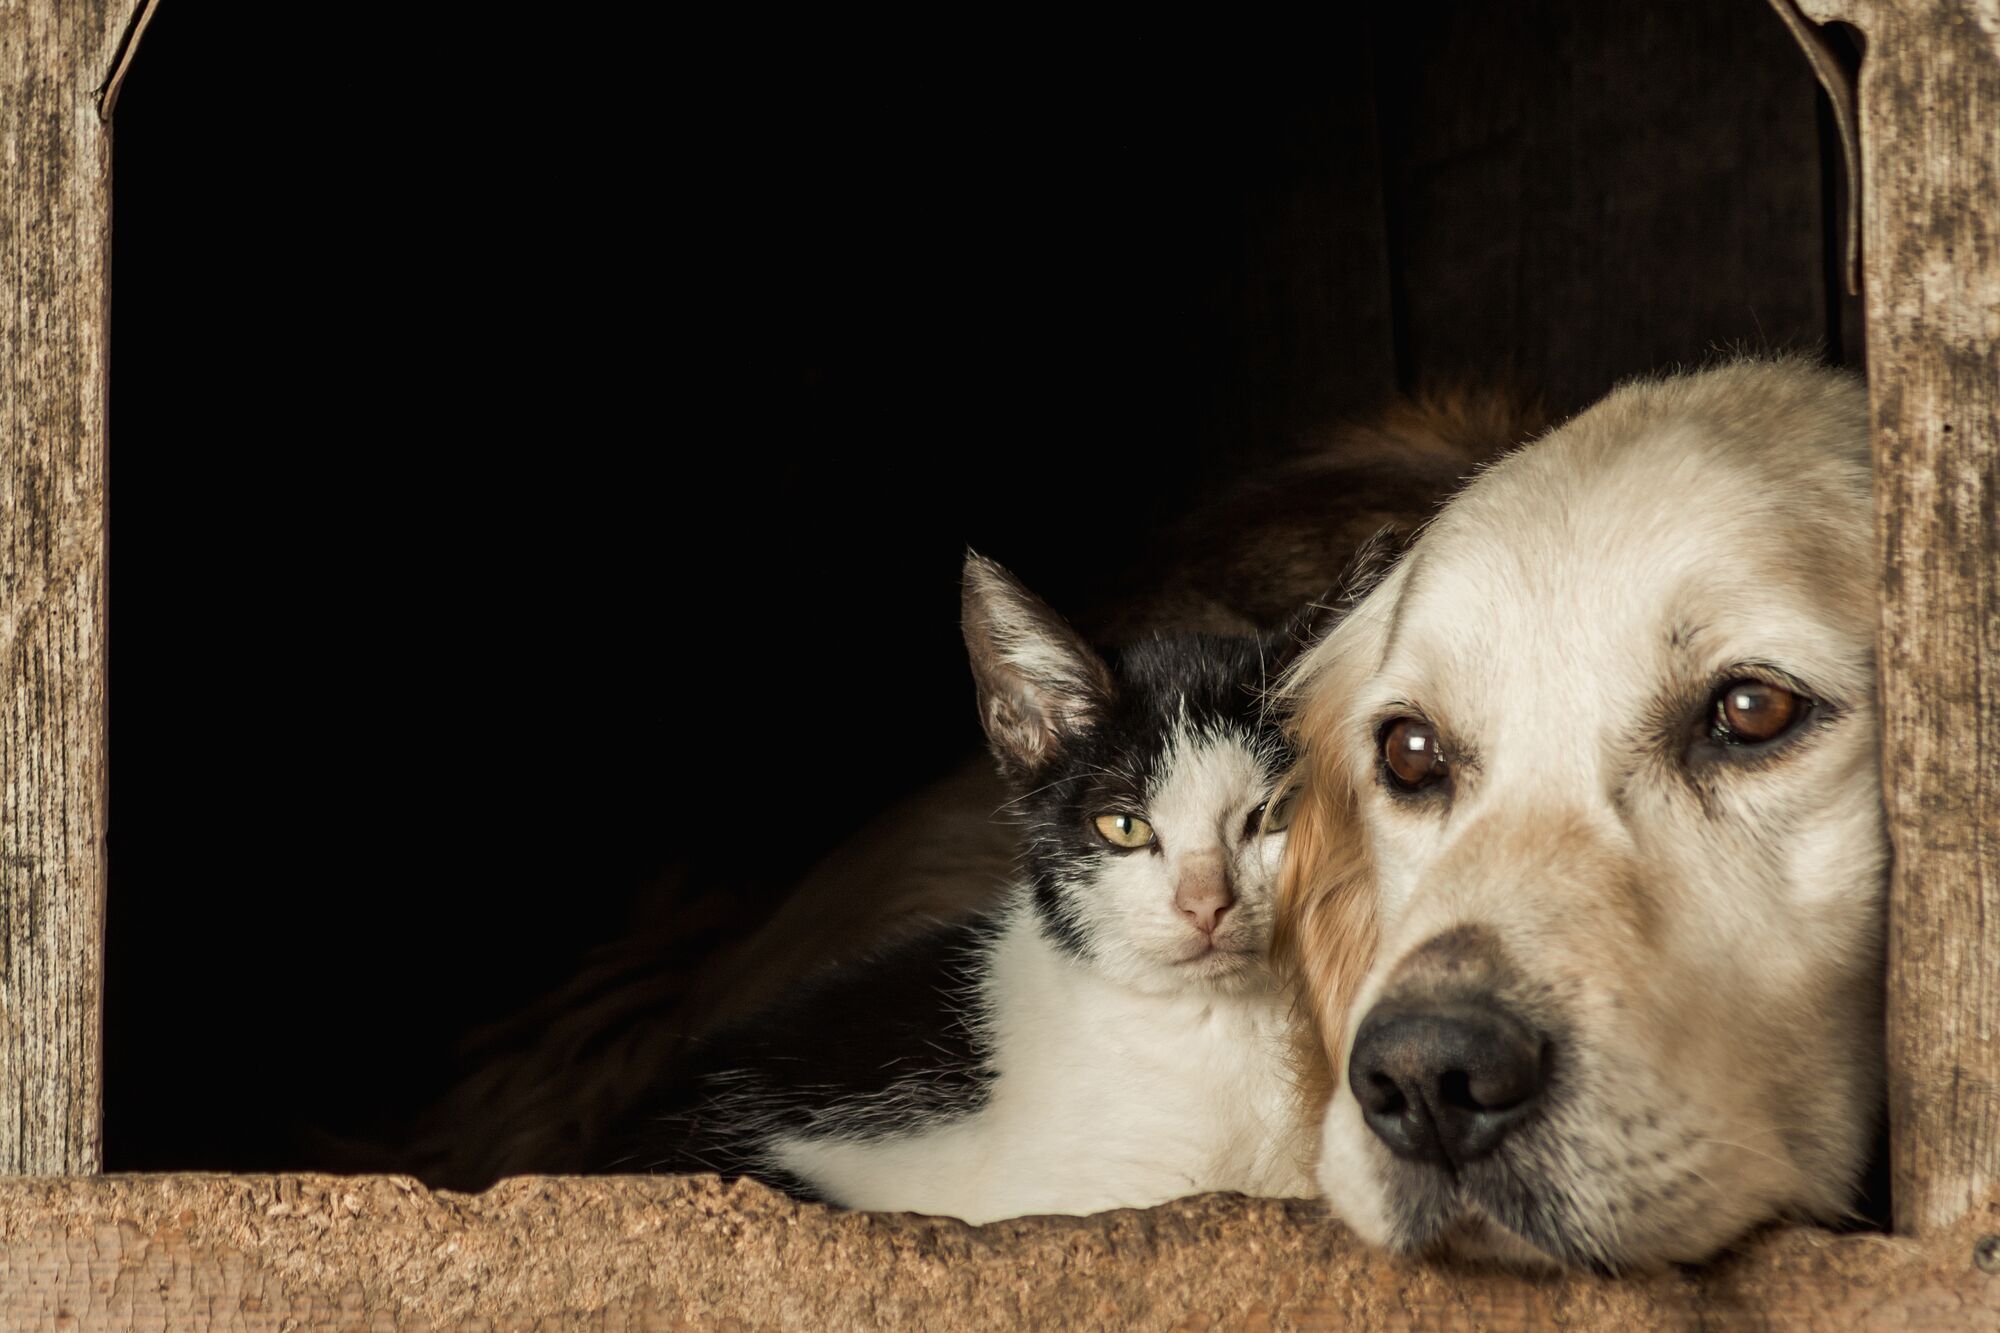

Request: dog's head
left=1280, top=360, right=1885, bottom=1271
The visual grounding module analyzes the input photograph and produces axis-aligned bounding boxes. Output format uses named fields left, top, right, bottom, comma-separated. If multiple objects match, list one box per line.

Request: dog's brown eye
left=1712, top=680, right=1806, bottom=745
left=1382, top=717, right=1447, bottom=790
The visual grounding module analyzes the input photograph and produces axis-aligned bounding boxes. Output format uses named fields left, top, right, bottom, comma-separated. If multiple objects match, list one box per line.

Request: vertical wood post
left=1, top=0, right=149, bottom=1174
left=1789, top=0, right=2000, bottom=1235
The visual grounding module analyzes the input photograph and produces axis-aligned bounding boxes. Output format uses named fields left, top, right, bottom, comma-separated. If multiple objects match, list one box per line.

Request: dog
left=1277, top=359, right=1885, bottom=1271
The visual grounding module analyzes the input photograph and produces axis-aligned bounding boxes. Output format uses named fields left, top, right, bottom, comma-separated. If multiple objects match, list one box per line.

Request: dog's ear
left=1269, top=525, right=1420, bottom=676
left=1271, top=753, right=1380, bottom=1110
left=961, top=551, right=1115, bottom=784
left=1270, top=543, right=1401, bottom=1106
left=1269, top=598, right=1342, bottom=678
left=1272, top=592, right=1352, bottom=676
left=1336, top=524, right=1418, bottom=610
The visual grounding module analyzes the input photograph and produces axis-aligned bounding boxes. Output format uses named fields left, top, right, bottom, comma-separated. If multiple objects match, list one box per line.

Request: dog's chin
left=1382, top=1179, right=1589, bottom=1274
left=1371, top=1153, right=1736, bottom=1276
left=1431, top=1213, right=1563, bottom=1271
left=1344, top=1135, right=1633, bottom=1276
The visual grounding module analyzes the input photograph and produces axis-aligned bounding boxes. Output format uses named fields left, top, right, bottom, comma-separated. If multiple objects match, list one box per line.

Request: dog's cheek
left=1364, top=819, right=1444, bottom=939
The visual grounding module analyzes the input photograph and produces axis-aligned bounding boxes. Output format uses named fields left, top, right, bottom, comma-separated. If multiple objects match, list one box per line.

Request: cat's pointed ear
left=962, top=552, right=1115, bottom=782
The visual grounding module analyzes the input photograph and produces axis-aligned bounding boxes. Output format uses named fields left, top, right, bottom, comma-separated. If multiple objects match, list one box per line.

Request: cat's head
left=962, top=553, right=1306, bottom=994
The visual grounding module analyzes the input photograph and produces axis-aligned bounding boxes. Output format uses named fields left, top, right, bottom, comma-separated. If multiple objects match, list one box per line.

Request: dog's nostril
left=1463, top=1042, right=1544, bottom=1113
left=1348, top=999, right=1548, bottom=1169
left=1363, top=1072, right=1407, bottom=1116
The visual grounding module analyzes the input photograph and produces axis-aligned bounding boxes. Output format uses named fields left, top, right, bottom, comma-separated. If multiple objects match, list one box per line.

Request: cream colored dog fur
left=1280, top=360, right=1886, bottom=1270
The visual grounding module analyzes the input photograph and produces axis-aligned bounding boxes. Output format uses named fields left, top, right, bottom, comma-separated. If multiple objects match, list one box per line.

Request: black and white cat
left=602, top=554, right=1317, bottom=1221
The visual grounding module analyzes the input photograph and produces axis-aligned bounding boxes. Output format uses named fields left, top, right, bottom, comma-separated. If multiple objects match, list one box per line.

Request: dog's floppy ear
left=961, top=551, right=1115, bottom=784
left=1269, top=525, right=1419, bottom=676
left=1335, top=523, right=1417, bottom=611
left=1272, top=748, right=1379, bottom=1113
left=1270, top=545, right=1406, bottom=1114
left=1270, top=597, right=1343, bottom=678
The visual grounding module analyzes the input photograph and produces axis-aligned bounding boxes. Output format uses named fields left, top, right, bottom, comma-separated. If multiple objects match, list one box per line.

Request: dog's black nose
left=1348, top=1000, right=1547, bottom=1168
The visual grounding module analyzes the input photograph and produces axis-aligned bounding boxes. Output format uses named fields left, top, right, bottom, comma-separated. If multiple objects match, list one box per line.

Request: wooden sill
left=1, top=1174, right=1995, bottom=1329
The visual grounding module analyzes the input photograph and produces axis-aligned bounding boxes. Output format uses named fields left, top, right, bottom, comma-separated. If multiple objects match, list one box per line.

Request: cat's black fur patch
left=1015, top=631, right=1294, bottom=962
left=596, top=915, right=999, bottom=1187
left=603, top=628, right=1295, bottom=1191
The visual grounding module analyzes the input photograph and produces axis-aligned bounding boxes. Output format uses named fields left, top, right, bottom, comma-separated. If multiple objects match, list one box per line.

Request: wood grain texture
left=0, top=1175, right=1995, bottom=1330
left=1374, top=0, right=1839, bottom=412
left=0, top=0, right=149, bottom=1175
left=1793, top=0, right=2000, bottom=1237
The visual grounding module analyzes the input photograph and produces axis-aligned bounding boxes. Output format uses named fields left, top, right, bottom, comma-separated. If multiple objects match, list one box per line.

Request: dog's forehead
left=1371, top=414, right=1873, bottom=731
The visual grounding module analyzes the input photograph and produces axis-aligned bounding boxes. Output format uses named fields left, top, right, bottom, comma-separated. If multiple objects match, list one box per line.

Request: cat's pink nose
left=1174, top=857, right=1235, bottom=935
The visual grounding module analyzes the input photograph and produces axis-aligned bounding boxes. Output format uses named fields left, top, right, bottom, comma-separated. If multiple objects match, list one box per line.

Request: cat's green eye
left=1093, top=813, right=1156, bottom=850
left=1261, top=787, right=1300, bottom=834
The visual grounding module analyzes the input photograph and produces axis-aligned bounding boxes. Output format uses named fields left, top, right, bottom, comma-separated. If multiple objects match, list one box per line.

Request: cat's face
left=1019, top=639, right=1296, bottom=993
left=962, top=557, right=1296, bottom=994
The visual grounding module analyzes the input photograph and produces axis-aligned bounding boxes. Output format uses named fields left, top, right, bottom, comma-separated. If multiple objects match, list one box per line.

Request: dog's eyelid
left=1676, top=665, right=1842, bottom=771
left=1365, top=700, right=1436, bottom=738
left=1706, top=661, right=1840, bottom=707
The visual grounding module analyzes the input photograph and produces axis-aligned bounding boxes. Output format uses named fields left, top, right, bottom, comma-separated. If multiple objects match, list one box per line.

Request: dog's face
left=1283, top=362, right=1886, bottom=1271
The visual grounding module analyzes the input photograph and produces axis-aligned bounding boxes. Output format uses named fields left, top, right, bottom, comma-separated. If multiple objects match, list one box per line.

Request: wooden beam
left=1789, top=0, right=2000, bottom=1236
left=0, top=0, right=151, bottom=1175
left=0, top=1175, right=1995, bottom=1328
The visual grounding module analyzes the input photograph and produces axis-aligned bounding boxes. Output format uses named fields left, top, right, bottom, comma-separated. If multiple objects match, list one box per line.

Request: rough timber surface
left=0, top=1174, right=1994, bottom=1329
left=0, top=0, right=153, bottom=1176
left=1792, top=0, right=2000, bottom=1237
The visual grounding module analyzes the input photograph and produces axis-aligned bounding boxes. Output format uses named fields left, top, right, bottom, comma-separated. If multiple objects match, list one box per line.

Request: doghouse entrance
left=102, top=0, right=1858, bottom=1176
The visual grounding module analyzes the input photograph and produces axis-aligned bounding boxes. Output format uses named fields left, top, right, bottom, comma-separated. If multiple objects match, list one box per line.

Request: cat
left=594, top=553, right=1319, bottom=1221
left=402, top=392, right=1539, bottom=1192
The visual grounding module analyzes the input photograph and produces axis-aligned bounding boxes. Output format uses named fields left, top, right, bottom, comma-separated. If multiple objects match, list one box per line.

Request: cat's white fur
left=769, top=725, right=1316, bottom=1223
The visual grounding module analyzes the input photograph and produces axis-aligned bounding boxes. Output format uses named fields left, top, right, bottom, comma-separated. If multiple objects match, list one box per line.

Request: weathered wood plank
left=0, top=1175, right=1994, bottom=1329
left=0, top=0, right=150, bottom=1174
left=1792, top=0, right=2000, bottom=1237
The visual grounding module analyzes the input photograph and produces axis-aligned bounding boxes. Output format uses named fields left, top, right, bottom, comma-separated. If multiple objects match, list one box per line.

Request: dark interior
left=104, top=1, right=1854, bottom=1169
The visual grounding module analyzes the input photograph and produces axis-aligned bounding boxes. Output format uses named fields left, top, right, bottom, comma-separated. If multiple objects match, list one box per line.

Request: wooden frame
left=1, top=0, right=1994, bottom=1321
left=1787, top=0, right=2000, bottom=1239
left=0, top=1175, right=1991, bottom=1328
left=1, top=0, right=154, bottom=1179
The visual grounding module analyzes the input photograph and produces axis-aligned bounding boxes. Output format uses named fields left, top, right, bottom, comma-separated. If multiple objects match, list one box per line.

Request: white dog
left=1278, top=360, right=1885, bottom=1270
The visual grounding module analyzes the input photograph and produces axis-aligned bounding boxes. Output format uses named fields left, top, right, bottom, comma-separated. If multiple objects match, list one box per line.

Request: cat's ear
left=962, top=552, right=1115, bottom=782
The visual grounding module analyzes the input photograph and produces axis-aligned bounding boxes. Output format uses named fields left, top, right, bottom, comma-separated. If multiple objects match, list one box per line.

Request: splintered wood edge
left=0, top=1174, right=1994, bottom=1329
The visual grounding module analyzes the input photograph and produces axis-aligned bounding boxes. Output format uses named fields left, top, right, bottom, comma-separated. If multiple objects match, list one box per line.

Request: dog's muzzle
left=1348, top=926, right=1551, bottom=1169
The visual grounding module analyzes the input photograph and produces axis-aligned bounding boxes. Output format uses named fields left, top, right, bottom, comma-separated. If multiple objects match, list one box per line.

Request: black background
left=105, top=7, right=1375, bottom=1166
left=105, top=4, right=1843, bottom=1169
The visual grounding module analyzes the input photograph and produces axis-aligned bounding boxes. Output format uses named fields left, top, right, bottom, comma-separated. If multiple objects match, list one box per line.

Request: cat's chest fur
left=768, top=902, right=1315, bottom=1224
